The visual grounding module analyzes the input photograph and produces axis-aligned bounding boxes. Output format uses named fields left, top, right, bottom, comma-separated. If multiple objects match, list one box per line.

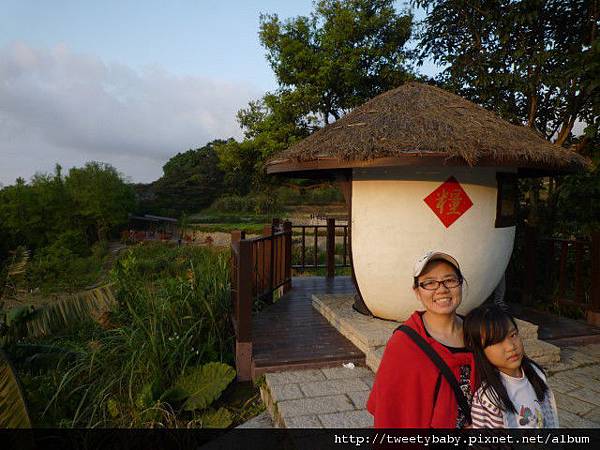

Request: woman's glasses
left=418, top=278, right=463, bottom=290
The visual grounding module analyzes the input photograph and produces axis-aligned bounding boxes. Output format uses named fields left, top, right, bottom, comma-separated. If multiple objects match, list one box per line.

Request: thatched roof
left=267, top=82, right=589, bottom=175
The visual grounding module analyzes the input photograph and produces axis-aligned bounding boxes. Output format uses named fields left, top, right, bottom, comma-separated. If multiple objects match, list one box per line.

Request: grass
left=10, top=242, right=263, bottom=428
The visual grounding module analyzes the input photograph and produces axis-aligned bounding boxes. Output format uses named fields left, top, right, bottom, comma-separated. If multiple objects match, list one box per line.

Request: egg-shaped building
left=267, top=82, right=588, bottom=321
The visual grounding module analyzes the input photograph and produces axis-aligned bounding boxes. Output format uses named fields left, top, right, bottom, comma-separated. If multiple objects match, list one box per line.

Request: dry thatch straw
left=267, top=82, right=589, bottom=173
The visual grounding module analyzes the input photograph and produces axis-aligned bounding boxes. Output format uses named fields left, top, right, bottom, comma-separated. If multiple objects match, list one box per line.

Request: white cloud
left=0, top=41, right=261, bottom=185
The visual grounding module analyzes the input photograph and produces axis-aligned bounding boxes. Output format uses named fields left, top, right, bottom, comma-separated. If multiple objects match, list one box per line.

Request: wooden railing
left=292, top=218, right=351, bottom=277
left=230, top=221, right=292, bottom=380
left=522, top=226, right=600, bottom=318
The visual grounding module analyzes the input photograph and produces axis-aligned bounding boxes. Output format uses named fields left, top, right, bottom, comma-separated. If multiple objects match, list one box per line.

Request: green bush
left=210, top=195, right=255, bottom=213
left=210, top=193, right=282, bottom=215
left=26, top=235, right=109, bottom=293
left=36, top=242, right=235, bottom=427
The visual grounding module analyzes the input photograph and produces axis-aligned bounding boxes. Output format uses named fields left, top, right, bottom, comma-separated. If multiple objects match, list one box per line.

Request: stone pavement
left=261, top=346, right=600, bottom=428
left=258, top=293, right=600, bottom=428
left=260, top=365, right=374, bottom=428
left=545, top=343, right=600, bottom=427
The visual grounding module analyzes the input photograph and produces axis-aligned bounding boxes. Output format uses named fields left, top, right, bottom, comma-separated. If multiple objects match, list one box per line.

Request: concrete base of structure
left=311, top=294, right=561, bottom=370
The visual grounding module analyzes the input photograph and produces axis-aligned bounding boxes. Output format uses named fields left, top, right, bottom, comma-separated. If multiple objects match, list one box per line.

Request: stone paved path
left=546, top=342, right=600, bottom=427
left=261, top=343, right=600, bottom=428
left=261, top=366, right=374, bottom=428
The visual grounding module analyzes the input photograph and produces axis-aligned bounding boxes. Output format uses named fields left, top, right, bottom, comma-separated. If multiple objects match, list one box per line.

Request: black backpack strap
left=396, top=325, right=471, bottom=423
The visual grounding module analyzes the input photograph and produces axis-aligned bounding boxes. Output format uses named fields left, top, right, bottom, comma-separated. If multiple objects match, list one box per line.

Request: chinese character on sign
left=424, top=177, right=473, bottom=228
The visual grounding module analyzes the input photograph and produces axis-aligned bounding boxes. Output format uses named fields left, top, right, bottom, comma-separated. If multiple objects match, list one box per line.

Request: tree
left=415, top=0, right=599, bottom=234
left=414, top=0, right=599, bottom=148
left=146, top=140, right=226, bottom=214
left=65, top=162, right=136, bottom=242
left=260, top=0, right=415, bottom=124
left=220, top=0, right=416, bottom=191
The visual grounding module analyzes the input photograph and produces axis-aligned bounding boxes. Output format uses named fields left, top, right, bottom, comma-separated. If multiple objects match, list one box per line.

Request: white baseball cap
left=413, top=251, right=460, bottom=278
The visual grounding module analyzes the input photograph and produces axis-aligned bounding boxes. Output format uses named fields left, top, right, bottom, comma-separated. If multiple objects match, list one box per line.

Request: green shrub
left=210, top=193, right=283, bottom=215
left=210, top=195, right=255, bottom=213
left=26, top=235, right=109, bottom=293
left=39, top=243, right=234, bottom=427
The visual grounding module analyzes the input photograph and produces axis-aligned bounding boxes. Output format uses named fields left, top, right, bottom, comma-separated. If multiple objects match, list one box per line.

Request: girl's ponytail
left=522, top=357, right=549, bottom=403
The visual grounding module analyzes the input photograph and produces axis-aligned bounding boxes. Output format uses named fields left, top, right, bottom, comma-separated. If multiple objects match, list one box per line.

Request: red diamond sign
left=424, top=176, right=473, bottom=228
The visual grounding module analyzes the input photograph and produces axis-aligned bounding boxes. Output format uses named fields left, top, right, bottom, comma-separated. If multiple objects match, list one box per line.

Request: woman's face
left=414, top=260, right=462, bottom=315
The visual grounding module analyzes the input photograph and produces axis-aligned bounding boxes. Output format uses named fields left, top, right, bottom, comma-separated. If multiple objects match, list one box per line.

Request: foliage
left=140, top=140, right=226, bottom=215
left=210, top=193, right=283, bottom=215
left=65, top=162, right=136, bottom=242
left=214, top=0, right=416, bottom=191
left=259, top=0, right=415, bottom=123
left=169, top=362, right=236, bottom=411
left=0, top=163, right=135, bottom=255
left=414, top=0, right=599, bottom=146
left=26, top=237, right=109, bottom=294
left=414, top=0, right=600, bottom=236
left=1, top=285, right=117, bottom=344
left=552, top=147, right=600, bottom=236
left=21, top=243, right=235, bottom=427
left=0, top=349, right=32, bottom=428
left=277, top=184, right=344, bottom=205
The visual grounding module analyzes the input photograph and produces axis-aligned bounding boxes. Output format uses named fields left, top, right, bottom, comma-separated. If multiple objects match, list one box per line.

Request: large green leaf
left=0, top=349, right=32, bottom=428
left=173, top=362, right=236, bottom=411
left=200, top=407, right=232, bottom=428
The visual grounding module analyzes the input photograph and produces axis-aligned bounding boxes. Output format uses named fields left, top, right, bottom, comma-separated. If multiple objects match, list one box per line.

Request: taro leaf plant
left=132, top=362, right=237, bottom=428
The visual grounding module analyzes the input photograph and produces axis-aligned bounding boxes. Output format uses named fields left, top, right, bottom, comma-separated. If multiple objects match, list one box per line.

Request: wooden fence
left=292, top=218, right=351, bottom=277
left=522, top=226, right=600, bottom=318
left=230, top=221, right=292, bottom=380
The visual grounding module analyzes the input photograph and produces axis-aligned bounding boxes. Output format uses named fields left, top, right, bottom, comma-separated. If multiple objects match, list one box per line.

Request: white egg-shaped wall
left=352, top=166, right=515, bottom=321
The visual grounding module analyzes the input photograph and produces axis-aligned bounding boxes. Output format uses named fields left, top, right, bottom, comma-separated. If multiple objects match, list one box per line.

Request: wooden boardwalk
left=510, top=303, right=600, bottom=344
left=251, top=276, right=363, bottom=378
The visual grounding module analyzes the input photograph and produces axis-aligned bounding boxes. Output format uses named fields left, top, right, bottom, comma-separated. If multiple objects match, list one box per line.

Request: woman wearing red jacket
left=367, top=251, right=476, bottom=428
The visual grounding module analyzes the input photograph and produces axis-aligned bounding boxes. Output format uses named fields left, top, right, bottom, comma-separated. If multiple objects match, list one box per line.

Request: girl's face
left=483, top=324, right=524, bottom=377
left=414, top=260, right=462, bottom=316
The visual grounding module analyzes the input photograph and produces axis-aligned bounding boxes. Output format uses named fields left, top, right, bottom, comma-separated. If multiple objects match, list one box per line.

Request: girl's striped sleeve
left=471, top=388, right=504, bottom=428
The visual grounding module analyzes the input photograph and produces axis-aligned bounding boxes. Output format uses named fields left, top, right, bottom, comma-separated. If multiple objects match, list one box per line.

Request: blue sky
left=0, top=0, right=436, bottom=185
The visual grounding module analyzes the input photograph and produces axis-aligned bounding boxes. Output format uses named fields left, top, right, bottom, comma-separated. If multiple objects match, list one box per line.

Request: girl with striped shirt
left=463, top=305, right=559, bottom=428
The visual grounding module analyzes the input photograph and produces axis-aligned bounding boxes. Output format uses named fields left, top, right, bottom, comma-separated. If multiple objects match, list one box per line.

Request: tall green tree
left=217, top=0, right=416, bottom=191
left=260, top=0, right=415, bottom=124
left=143, top=140, right=226, bottom=214
left=414, top=0, right=599, bottom=147
left=65, top=162, right=136, bottom=242
left=415, top=0, right=599, bottom=234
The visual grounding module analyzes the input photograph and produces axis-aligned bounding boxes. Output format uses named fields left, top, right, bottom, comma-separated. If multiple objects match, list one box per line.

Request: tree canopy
left=138, top=140, right=226, bottom=215
left=212, top=0, right=417, bottom=192
left=415, top=0, right=599, bottom=150
left=259, top=0, right=415, bottom=124
left=0, top=163, right=135, bottom=252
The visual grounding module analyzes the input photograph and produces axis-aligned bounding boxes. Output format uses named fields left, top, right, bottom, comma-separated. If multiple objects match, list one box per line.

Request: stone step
left=524, top=339, right=561, bottom=367
left=516, top=318, right=539, bottom=340
left=312, top=294, right=397, bottom=352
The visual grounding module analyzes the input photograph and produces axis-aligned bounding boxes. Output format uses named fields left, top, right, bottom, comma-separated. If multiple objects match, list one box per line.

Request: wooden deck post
left=236, top=239, right=253, bottom=381
left=587, top=232, right=600, bottom=326
left=283, top=221, right=292, bottom=293
left=262, top=224, right=273, bottom=301
left=522, top=225, right=537, bottom=306
left=326, top=218, right=335, bottom=278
